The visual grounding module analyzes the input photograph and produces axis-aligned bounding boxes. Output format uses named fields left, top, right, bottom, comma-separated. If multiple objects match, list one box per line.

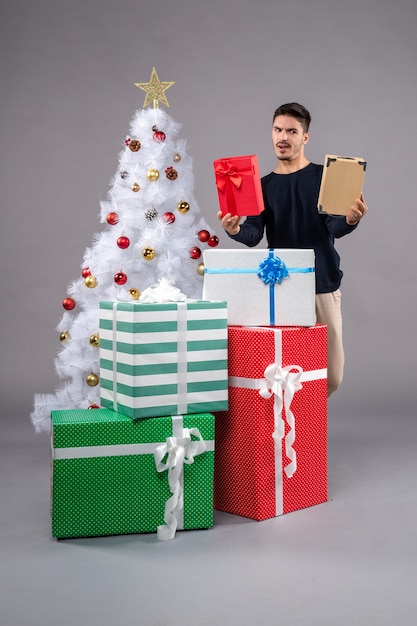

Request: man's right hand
left=217, top=211, right=242, bottom=236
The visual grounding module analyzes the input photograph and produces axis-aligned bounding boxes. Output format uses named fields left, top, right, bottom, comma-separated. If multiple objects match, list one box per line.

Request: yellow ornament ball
left=86, top=373, right=99, bottom=387
left=177, top=201, right=190, bottom=214
left=131, top=182, right=140, bottom=192
left=196, top=262, right=205, bottom=276
left=89, top=333, right=100, bottom=348
left=128, top=288, right=140, bottom=300
left=146, top=168, right=160, bottom=182
left=142, top=247, right=155, bottom=260
left=84, top=275, right=98, bottom=288
left=59, top=330, right=70, bottom=342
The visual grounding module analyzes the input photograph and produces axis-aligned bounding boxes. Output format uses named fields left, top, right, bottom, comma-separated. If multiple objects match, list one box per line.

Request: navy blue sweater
left=228, top=162, right=357, bottom=293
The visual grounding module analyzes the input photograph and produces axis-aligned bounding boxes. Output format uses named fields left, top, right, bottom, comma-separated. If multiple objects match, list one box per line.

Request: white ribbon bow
left=258, top=363, right=303, bottom=478
left=154, top=427, right=206, bottom=541
left=139, top=277, right=188, bottom=303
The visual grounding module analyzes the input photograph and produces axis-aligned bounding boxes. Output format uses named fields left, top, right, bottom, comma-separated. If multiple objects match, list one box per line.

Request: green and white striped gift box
left=99, top=300, right=228, bottom=419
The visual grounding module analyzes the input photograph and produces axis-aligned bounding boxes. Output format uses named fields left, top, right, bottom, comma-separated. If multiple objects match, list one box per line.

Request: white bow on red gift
left=258, top=363, right=304, bottom=478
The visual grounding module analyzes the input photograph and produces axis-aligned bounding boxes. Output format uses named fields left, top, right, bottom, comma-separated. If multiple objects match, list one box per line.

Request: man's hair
left=272, top=103, right=311, bottom=133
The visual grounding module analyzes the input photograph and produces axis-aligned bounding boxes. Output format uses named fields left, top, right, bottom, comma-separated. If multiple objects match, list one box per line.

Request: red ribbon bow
left=214, top=162, right=244, bottom=192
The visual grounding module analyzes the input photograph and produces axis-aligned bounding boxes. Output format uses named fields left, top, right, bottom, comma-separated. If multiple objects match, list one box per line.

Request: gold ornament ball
left=86, top=373, right=99, bottom=387
left=59, top=330, right=70, bottom=342
left=89, top=333, right=100, bottom=347
left=84, top=275, right=98, bottom=288
left=142, top=247, right=155, bottom=260
left=173, top=152, right=181, bottom=162
left=146, top=168, right=160, bottom=182
left=196, top=262, right=205, bottom=276
left=177, top=200, right=190, bottom=214
left=131, top=182, right=140, bottom=192
left=128, top=288, right=140, bottom=300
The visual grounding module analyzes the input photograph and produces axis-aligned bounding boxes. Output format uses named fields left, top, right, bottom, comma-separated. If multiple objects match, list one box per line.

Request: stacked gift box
left=51, top=296, right=228, bottom=540
left=51, top=410, right=216, bottom=540
left=203, top=247, right=328, bottom=521
left=208, top=153, right=328, bottom=522
left=211, top=323, right=327, bottom=521
left=51, top=155, right=329, bottom=541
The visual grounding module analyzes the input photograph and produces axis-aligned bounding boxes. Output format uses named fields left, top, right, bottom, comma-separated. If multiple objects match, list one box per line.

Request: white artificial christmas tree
left=31, top=68, right=219, bottom=433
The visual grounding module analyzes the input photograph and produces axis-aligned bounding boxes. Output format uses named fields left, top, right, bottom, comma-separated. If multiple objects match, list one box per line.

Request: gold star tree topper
left=134, top=67, right=175, bottom=108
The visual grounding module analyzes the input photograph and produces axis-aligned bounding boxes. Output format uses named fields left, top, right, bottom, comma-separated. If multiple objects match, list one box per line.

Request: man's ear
left=303, top=132, right=310, bottom=145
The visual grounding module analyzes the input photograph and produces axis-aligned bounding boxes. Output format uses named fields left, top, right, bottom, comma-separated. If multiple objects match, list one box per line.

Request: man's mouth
left=277, top=143, right=290, bottom=149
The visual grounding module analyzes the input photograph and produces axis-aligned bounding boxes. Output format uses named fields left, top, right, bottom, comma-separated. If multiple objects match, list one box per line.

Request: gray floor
left=2, top=409, right=417, bottom=626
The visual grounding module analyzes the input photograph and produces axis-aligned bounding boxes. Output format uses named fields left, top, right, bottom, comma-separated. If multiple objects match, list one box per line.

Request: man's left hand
left=346, top=194, right=368, bottom=226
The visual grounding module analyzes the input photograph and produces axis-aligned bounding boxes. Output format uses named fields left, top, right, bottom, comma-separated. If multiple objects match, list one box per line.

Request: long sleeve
left=227, top=213, right=266, bottom=247
left=324, top=214, right=358, bottom=238
left=224, top=163, right=360, bottom=293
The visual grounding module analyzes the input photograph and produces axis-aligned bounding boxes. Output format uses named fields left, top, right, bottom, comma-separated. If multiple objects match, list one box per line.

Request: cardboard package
left=318, top=154, right=366, bottom=216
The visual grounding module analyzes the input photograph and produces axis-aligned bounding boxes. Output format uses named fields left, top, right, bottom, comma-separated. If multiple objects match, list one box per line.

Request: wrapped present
left=99, top=300, right=228, bottom=419
left=51, top=409, right=215, bottom=540
left=203, top=248, right=316, bottom=326
left=213, top=155, right=265, bottom=217
left=214, top=324, right=327, bottom=521
left=318, top=154, right=366, bottom=216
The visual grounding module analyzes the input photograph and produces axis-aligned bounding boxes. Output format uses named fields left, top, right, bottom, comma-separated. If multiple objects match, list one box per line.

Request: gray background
left=1, top=1, right=417, bottom=625
left=1, top=0, right=416, bottom=419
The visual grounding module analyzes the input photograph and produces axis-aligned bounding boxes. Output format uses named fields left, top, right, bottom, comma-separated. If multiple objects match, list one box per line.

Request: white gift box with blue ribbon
left=202, top=249, right=316, bottom=327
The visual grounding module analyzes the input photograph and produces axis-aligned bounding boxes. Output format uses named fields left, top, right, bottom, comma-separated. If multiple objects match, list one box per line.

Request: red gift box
left=213, top=155, right=265, bottom=217
left=214, top=324, right=328, bottom=521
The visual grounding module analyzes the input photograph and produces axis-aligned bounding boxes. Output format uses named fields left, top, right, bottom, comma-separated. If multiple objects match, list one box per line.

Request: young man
left=218, top=102, right=368, bottom=396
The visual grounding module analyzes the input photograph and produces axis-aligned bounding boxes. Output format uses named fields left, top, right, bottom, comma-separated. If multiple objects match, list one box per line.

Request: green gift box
left=99, top=300, right=228, bottom=419
left=51, top=409, right=215, bottom=540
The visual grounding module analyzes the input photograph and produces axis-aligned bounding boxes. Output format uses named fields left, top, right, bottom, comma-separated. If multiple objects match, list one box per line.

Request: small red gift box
left=214, top=324, right=328, bottom=521
left=213, top=154, right=265, bottom=217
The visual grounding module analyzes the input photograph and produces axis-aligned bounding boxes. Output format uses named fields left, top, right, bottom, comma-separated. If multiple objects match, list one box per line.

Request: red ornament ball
left=106, top=212, right=119, bottom=225
left=117, top=236, right=130, bottom=249
left=189, top=246, right=202, bottom=260
left=153, top=130, right=166, bottom=142
left=88, top=404, right=100, bottom=409
left=162, top=212, right=175, bottom=224
left=62, top=297, right=76, bottom=311
left=208, top=235, right=219, bottom=247
left=114, top=271, right=127, bottom=285
left=198, top=229, right=210, bottom=243
left=81, top=267, right=91, bottom=278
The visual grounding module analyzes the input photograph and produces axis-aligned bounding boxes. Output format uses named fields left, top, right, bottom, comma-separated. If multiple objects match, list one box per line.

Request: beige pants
left=315, top=289, right=344, bottom=397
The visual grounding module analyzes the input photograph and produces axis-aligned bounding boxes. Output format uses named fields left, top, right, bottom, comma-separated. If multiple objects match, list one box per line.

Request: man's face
left=272, top=114, right=309, bottom=162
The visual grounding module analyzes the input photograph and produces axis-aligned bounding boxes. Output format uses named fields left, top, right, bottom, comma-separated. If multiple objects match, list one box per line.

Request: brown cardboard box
left=317, top=155, right=366, bottom=216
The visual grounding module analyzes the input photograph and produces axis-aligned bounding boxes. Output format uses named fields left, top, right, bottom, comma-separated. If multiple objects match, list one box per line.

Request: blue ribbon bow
left=257, top=253, right=289, bottom=285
